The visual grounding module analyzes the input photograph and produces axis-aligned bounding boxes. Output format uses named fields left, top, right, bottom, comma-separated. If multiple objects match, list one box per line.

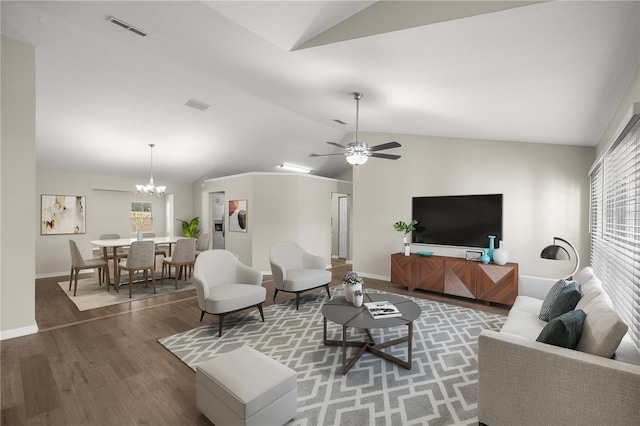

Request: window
left=131, top=201, right=153, bottom=234
left=589, top=107, right=639, bottom=347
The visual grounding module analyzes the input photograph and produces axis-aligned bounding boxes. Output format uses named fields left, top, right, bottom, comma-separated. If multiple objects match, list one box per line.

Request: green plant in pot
left=393, top=220, right=417, bottom=240
left=394, top=219, right=417, bottom=255
left=177, top=217, right=200, bottom=238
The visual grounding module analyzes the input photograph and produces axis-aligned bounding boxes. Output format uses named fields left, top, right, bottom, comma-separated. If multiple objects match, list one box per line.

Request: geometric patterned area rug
left=158, top=286, right=505, bottom=425
left=58, top=273, right=195, bottom=311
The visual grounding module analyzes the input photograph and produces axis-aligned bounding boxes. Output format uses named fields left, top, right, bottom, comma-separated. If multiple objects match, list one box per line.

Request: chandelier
left=136, top=144, right=166, bottom=197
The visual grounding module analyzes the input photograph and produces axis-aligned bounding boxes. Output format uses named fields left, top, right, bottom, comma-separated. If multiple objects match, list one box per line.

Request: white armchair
left=269, top=241, right=332, bottom=310
left=193, top=250, right=266, bottom=337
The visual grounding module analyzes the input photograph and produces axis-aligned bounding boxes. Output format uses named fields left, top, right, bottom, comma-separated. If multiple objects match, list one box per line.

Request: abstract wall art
left=41, top=194, right=86, bottom=235
left=228, top=199, right=247, bottom=232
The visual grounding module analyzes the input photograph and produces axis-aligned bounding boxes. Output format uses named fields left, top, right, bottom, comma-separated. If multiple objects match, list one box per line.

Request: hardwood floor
left=1, top=258, right=508, bottom=425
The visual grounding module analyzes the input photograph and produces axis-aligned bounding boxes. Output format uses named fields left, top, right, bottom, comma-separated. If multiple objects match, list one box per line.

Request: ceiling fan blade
left=371, top=152, right=401, bottom=160
left=326, top=141, right=347, bottom=149
left=370, top=141, right=401, bottom=152
left=309, top=153, right=345, bottom=157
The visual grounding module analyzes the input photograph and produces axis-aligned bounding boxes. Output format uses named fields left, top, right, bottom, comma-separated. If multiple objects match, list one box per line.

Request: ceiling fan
left=310, top=92, right=401, bottom=165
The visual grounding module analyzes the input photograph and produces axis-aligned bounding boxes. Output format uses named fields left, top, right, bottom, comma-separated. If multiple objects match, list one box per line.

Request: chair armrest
left=193, top=277, right=209, bottom=312
left=478, top=330, right=640, bottom=426
left=302, top=251, right=327, bottom=270
left=236, top=262, right=263, bottom=286
left=269, top=260, right=285, bottom=287
left=518, top=275, right=558, bottom=299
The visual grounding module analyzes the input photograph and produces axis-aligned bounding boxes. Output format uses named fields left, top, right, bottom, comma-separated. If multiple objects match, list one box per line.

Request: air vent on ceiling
left=333, top=119, right=347, bottom=125
left=185, top=99, right=210, bottom=112
left=107, top=16, right=148, bottom=37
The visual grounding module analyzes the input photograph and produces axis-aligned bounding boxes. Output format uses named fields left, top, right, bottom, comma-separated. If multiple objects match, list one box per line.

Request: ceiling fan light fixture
left=347, top=153, right=368, bottom=165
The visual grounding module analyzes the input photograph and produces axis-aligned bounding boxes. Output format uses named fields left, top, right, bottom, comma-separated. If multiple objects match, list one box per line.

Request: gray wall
left=1, top=36, right=38, bottom=338
left=350, top=133, right=595, bottom=280
left=36, top=169, right=194, bottom=277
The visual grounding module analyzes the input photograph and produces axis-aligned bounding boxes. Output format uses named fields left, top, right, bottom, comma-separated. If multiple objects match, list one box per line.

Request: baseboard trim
left=36, top=270, right=95, bottom=279
left=359, top=272, right=389, bottom=281
left=1, top=324, right=39, bottom=341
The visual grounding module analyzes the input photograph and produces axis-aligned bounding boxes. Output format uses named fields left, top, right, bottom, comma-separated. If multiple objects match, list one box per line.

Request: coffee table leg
left=408, top=321, right=413, bottom=366
left=342, top=325, right=347, bottom=373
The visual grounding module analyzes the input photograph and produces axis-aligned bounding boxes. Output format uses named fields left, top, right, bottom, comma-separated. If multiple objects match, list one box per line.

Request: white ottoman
left=196, top=346, right=297, bottom=426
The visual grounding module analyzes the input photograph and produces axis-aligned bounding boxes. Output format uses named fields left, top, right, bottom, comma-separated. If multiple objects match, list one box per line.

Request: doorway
left=331, top=192, right=350, bottom=261
left=210, top=192, right=225, bottom=250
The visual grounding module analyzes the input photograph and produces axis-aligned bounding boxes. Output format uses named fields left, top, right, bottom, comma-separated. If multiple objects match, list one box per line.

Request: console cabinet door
left=414, top=256, right=444, bottom=292
left=444, top=258, right=476, bottom=299
left=475, top=263, right=518, bottom=305
left=390, top=253, right=416, bottom=290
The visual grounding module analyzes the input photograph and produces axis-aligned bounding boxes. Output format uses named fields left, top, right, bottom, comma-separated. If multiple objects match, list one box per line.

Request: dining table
left=90, top=236, right=185, bottom=291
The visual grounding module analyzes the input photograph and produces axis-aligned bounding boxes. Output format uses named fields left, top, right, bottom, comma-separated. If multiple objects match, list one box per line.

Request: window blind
left=589, top=108, right=640, bottom=347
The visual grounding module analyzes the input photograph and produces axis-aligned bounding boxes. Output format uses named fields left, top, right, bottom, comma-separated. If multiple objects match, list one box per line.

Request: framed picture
left=465, top=250, right=482, bottom=261
left=41, top=194, right=86, bottom=235
left=228, top=199, right=247, bottom=232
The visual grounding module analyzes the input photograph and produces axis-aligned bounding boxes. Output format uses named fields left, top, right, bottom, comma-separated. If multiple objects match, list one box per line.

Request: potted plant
left=343, top=271, right=363, bottom=303
left=352, top=289, right=364, bottom=307
left=393, top=219, right=417, bottom=255
left=177, top=217, right=200, bottom=238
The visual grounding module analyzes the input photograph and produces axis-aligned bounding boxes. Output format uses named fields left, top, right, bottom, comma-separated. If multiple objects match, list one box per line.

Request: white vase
left=345, top=282, right=362, bottom=303
left=353, top=293, right=364, bottom=307
left=493, top=240, right=509, bottom=265
left=136, top=230, right=143, bottom=241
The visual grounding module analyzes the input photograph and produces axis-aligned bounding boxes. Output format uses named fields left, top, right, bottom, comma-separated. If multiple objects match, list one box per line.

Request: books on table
left=364, top=301, right=402, bottom=319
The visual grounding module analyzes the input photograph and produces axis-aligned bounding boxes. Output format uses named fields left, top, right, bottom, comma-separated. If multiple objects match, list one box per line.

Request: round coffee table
left=322, top=292, right=421, bottom=374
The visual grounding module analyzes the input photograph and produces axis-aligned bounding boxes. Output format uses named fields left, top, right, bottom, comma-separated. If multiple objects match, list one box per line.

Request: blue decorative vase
left=488, top=235, right=496, bottom=261
left=481, top=249, right=490, bottom=264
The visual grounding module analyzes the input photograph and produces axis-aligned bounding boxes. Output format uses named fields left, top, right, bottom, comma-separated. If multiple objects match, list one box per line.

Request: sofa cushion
left=536, top=309, right=586, bottom=349
left=576, top=298, right=629, bottom=358
left=573, top=266, right=595, bottom=285
left=538, top=279, right=568, bottom=321
left=575, top=276, right=604, bottom=309
left=548, top=281, right=581, bottom=321
left=500, top=296, right=546, bottom=340
left=510, top=295, right=543, bottom=315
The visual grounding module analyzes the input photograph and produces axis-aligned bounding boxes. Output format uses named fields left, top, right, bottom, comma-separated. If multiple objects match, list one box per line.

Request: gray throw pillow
left=539, top=279, right=567, bottom=321
left=548, top=281, right=581, bottom=321
left=536, top=309, right=586, bottom=349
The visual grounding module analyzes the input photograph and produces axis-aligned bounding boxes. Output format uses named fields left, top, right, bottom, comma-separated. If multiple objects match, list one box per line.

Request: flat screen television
left=411, top=194, right=503, bottom=248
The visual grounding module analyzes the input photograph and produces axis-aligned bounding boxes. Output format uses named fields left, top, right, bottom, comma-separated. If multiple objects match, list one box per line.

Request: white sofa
left=478, top=267, right=640, bottom=426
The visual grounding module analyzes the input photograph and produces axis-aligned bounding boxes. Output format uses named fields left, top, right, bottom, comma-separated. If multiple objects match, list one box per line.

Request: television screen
left=411, top=194, right=503, bottom=248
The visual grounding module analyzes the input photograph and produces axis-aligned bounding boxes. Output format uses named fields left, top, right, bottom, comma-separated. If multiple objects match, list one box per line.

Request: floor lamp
left=540, top=237, right=580, bottom=280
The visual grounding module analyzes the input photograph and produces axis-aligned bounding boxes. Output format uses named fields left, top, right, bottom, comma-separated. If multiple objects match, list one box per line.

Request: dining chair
left=142, top=232, right=168, bottom=259
left=99, top=233, right=127, bottom=282
left=117, top=240, right=156, bottom=298
left=162, top=238, right=196, bottom=289
left=68, top=239, right=110, bottom=296
left=195, top=233, right=211, bottom=257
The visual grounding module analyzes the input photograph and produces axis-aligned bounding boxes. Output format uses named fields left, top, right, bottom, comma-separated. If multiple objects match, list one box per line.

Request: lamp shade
left=540, top=244, right=570, bottom=260
left=540, top=237, right=579, bottom=279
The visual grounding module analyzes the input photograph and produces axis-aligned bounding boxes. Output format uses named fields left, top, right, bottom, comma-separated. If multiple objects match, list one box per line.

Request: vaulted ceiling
left=2, top=1, right=639, bottom=183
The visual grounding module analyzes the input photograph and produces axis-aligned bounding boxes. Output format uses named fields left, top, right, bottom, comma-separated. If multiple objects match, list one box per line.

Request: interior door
left=338, top=196, right=348, bottom=259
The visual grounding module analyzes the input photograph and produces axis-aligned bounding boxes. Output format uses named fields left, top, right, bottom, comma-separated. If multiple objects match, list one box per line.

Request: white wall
left=200, top=173, right=352, bottom=272
left=36, top=169, right=193, bottom=277
left=351, top=132, right=594, bottom=280
left=596, top=65, right=640, bottom=156
left=1, top=36, right=38, bottom=339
